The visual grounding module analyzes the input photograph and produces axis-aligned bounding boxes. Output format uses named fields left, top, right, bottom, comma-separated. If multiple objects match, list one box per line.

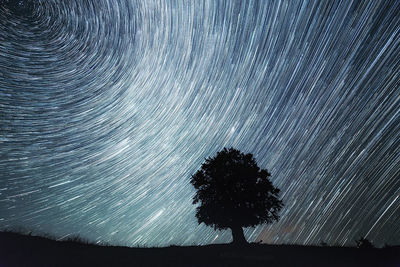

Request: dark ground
left=0, top=231, right=398, bottom=266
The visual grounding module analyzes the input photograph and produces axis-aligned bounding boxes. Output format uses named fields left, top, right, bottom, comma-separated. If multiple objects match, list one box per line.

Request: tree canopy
left=190, top=147, right=283, bottom=244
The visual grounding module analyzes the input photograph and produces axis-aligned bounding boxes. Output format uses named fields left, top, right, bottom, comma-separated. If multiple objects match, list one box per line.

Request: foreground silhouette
left=1, top=231, right=398, bottom=267
left=356, top=237, right=375, bottom=249
left=191, top=148, right=283, bottom=244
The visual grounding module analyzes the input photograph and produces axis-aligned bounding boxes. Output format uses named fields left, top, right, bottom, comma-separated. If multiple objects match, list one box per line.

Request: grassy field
left=0, top=231, right=398, bottom=266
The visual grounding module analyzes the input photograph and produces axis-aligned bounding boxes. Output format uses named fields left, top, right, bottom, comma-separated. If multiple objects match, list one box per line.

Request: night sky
left=1, top=0, right=399, bottom=247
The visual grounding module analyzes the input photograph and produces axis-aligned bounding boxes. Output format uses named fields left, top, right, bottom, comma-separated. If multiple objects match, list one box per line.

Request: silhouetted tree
left=356, top=237, right=374, bottom=249
left=190, top=147, right=283, bottom=244
left=320, top=241, right=328, bottom=247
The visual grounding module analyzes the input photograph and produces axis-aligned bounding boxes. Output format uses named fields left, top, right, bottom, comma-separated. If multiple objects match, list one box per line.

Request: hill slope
left=0, top=232, right=398, bottom=266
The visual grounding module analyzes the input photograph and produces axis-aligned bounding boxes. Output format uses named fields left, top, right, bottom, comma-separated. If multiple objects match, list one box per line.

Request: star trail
left=0, top=0, right=399, bottom=247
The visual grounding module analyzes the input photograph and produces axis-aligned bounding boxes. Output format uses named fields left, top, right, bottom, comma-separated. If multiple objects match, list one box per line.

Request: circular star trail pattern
left=1, top=0, right=399, bottom=247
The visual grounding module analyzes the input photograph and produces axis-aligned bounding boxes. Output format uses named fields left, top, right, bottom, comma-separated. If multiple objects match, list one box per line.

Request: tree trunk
left=231, top=225, right=247, bottom=245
